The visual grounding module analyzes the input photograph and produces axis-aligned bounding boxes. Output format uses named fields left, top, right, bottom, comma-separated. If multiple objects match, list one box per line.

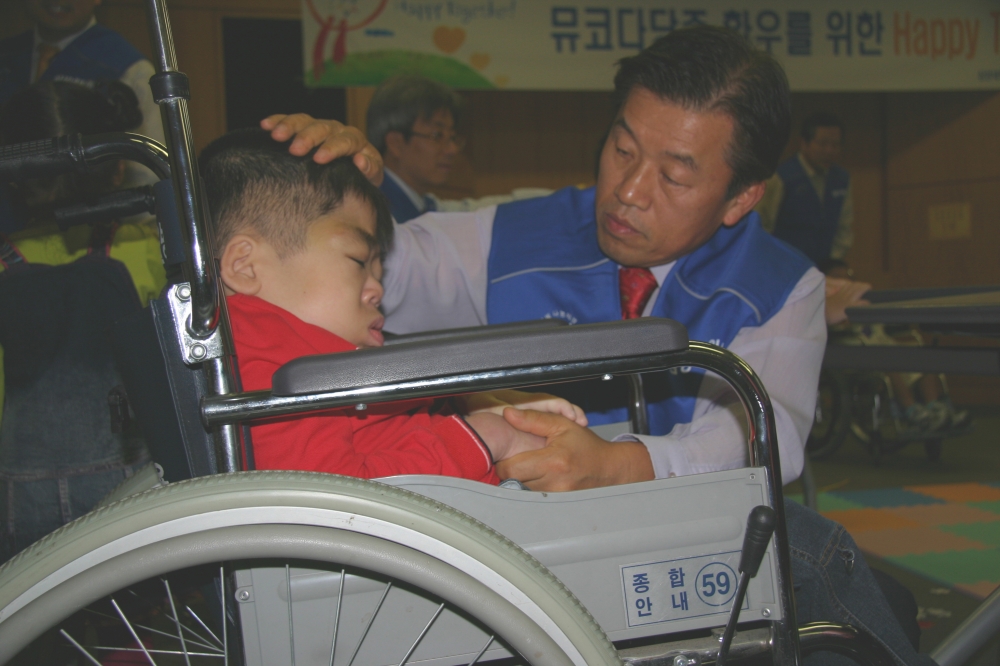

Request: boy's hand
left=496, top=409, right=653, bottom=491
left=460, top=390, right=587, bottom=427
left=465, top=411, right=546, bottom=463
left=260, top=114, right=384, bottom=185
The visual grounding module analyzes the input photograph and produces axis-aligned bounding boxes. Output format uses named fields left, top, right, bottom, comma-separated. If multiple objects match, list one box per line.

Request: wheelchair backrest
left=112, top=295, right=217, bottom=481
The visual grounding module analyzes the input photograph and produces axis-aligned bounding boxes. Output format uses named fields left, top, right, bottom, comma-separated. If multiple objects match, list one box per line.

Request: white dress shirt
left=383, top=205, right=826, bottom=485
left=386, top=167, right=553, bottom=216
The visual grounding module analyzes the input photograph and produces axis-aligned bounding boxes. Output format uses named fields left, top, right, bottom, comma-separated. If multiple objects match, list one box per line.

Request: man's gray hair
left=366, top=76, right=463, bottom=153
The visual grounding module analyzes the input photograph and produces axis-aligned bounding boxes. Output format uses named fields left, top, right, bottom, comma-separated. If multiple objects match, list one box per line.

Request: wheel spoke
left=286, top=564, right=296, bottom=666
left=84, top=646, right=224, bottom=658
left=329, top=568, right=345, bottom=666
left=84, top=607, right=220, bottom=652
left=220, top=566, right=228, bottom=666
left=111, top=597, right=157, bottom=665
left=164, top=578, right=192, bottom=666
left=398, top=602, right=444, bottom=666
left=468, top=634, right=494, bottom=665
left=347, top=581, right=392, bottom=666
left=59, top=629, right=104, bottom=666
left=186, top=605, right=224, bottom=649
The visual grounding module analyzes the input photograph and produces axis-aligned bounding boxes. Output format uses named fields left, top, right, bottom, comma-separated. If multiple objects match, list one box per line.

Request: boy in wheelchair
left=200, top=128, right=588, bottom=481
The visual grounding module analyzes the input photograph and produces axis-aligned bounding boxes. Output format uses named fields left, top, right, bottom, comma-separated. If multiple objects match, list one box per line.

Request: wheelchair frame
left=2, top=0, right=994, bottom=663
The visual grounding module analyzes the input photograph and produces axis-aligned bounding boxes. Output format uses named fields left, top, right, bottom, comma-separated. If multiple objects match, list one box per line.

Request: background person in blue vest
left=366, top=76, right=551, bottom=223
left=756, top=112, right=852, bottom=275
left=264, top=27, right=932, bottom=664
left=0, top=0, right=164, bottom=232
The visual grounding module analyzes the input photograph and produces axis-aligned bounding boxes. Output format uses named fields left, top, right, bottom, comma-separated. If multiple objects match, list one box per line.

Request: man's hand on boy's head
left=460, top=390, right=587, bottom=427
left=261, top=114, right=384, bottom=185
left=497, top=409, right=654, bottom=491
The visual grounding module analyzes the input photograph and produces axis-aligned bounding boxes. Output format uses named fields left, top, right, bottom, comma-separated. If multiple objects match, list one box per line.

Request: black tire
left=807, top=369, right=852, bottom=460
left=0, top=472, right=622, bottom=666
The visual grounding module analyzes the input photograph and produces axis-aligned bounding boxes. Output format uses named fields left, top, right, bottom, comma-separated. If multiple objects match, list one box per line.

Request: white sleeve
left=627, top=267, right=826, bottom=486
left=119, top=59, right=165, bottom=188
left=382, top=207, right=496, bottom=333
left=435, top=188, right=555, bottom=212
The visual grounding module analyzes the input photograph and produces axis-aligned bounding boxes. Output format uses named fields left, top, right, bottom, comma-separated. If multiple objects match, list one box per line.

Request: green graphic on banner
left=301, top=1, right=1000, bottom=91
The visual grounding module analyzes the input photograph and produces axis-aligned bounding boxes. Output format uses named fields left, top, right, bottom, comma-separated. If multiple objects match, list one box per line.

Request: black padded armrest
left=384, top=318, right=566, bottom=346
left=271, top=317, right=688, bottom=397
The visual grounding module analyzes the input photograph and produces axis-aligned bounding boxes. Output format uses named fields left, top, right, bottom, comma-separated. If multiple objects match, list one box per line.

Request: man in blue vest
left=376, top=26, right=825, bottom=492
left=267, top=27, right=824, bottom=491
left=0, top=0, right=164, bottom=232
left=263, top=27, right=930, bottom=663
left=756, top=112, right=852, bottom=274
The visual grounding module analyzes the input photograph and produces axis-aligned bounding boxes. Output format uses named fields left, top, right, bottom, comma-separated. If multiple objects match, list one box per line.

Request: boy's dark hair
left=800, top=112, right=845, bottom=142
left=613, top=25, right=791, bottom=200
left=366, top=76, right=463, bottom=154
left=199, top=128, right=392, bottom=259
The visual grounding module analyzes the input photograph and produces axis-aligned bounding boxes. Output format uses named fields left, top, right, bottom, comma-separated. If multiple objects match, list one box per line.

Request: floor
left=786, top=405, right=1000, bottom=663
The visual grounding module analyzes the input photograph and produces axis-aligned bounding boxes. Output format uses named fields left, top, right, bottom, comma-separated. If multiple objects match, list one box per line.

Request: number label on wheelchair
left=622, top=551, right=748, bottom=626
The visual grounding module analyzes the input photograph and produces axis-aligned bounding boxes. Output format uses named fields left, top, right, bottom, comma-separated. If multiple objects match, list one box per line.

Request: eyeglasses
left=409, top=131, right=467, bottom=150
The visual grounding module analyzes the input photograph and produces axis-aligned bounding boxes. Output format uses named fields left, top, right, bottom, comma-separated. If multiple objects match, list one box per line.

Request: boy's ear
left=219, top=235, right=263, bottom=296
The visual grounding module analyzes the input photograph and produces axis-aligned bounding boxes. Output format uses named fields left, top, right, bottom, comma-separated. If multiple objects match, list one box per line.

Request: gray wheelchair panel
left=385, top=468, right=781, bottom=641
left=235, top=565, right=511, bottom=665
left=235, top=468, right=780, bottom=664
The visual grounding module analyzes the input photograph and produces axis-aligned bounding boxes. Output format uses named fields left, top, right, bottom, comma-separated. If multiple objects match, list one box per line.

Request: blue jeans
left=786, top=499, right=936, bottom=666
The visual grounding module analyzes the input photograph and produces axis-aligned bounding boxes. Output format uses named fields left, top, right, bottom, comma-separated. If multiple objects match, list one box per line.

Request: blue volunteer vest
left=0, top=25, right=144, bottom=106
left=486, top=186, right=812, bottom=435
left=772, top=156, right=849, bottom=266
left=379, top=174, right=423, bottom=223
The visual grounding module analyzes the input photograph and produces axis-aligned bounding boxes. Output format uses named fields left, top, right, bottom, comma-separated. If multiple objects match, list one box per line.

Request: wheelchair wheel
left=0, top=471, right=621, bottom=666
left=807, top=369, right=852, bottom=460
left=849, top=374, right=895, bottom=462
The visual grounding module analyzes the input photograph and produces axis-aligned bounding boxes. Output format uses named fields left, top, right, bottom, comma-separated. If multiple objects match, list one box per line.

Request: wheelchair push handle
left=0, top=133, right=171, bottom=184
left=0, top=136, right=83, bottom=182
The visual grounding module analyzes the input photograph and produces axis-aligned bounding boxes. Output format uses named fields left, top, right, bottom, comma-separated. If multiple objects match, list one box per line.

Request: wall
left=780, top=91, right=1000, bottom=292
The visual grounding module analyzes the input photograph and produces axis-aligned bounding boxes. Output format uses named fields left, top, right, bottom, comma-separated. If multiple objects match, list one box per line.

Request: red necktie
left=619, top=266, right=657, bottom=320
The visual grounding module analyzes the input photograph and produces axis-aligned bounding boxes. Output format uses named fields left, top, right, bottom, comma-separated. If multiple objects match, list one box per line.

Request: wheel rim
left=0, top=472, right=621, bottom=666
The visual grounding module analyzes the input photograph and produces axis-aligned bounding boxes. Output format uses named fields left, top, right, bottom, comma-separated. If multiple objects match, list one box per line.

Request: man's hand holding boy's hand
left=261, top=114, right=384, bottom=185
left=496, top=409, right=654, bottom=491
left=459, top=390, right=588, bottom=427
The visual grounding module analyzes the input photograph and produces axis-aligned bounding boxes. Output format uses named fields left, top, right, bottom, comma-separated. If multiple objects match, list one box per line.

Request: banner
left=301, top=1, right=1000, bottom=91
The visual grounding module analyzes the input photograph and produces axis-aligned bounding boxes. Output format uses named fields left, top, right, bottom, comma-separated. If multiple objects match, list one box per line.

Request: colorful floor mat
left=799, top=482, right=1000, bottom=599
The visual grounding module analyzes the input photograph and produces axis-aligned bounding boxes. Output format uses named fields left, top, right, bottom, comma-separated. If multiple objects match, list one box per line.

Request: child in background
left=200, top=128, right=586, bottom=483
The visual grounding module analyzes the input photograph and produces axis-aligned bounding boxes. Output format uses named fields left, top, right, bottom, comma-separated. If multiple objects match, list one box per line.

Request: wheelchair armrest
left=383, top=318, right=567, bottom=345
left=271, top=317, right=688, bottom=397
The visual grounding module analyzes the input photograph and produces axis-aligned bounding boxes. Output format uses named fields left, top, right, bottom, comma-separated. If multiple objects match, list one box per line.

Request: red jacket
left=228, top=295, right=499, bottom=484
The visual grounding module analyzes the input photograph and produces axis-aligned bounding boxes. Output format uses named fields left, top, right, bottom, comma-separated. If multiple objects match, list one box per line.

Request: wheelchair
left=1, top=2, right=997, bottom=664
left=808, top=361, right=972, bottom=463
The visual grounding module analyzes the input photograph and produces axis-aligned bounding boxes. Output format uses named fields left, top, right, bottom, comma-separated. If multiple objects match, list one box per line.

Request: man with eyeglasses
left=367, top=76, right=549, bottom=223
left=366, top=76, right=465, bottom=222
